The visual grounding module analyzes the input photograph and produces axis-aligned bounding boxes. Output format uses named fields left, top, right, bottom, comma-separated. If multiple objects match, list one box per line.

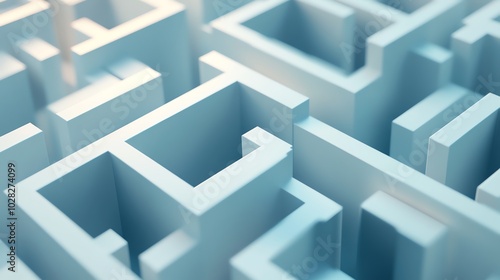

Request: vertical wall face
left=390, top=86, right=481, bottom=173
left=0, top=53, right=35, bottom=135
left=37, top=150, right=192, bottom=276
left=212, top=0, right=361, bottom=136
left=490, top=114, right=500, bottom=173
left=128, top=83, right=243, bottom=186
left=110, top=154, right=186, bottom=274
left=60, top=0, right=196, bottom=98
left=357, top=211, right=398, bottom=280
left=242, top=0, right=355, bottom=72
left=2, top=0, right=500, bottom=279
left=374, top=0, right=433, bottom=13
left=48, top=65, right=165, bottom=158
left=426, top=94, right=500, bottom=198
left=358, top=192, right=448, bottom=280
left=210, top=0, right=475, bottom=153
left=293, top=117, right=383, bottom=275
left=476, top=169, right=500, bottom=211
left=16, top=205, right=97, bottom=280
left=38, top=154, right=122, bottom=238
left=75, top=0, right=155, bottom=29
left=293, top=116, right=500, bottom=279
left=476, top=35, right=500, bottom=96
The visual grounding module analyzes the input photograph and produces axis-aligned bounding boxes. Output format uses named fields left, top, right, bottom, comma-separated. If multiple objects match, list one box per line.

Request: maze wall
left=0, top=0, right=499, bottom=279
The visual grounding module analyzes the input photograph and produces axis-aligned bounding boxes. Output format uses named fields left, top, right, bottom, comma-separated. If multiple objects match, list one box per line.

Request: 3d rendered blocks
left=0, top=0, right=499, bottom=279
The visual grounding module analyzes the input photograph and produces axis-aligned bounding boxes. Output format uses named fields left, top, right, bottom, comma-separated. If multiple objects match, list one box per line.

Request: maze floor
left=0, top=0, right=499, bottom=279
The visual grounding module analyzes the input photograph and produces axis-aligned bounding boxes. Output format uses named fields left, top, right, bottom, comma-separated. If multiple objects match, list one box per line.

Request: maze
left=0, top=0, right=499, bottom=279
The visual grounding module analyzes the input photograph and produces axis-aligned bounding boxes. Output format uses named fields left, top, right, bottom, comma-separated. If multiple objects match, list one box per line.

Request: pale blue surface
left=0, top=0, right=499, bottom=279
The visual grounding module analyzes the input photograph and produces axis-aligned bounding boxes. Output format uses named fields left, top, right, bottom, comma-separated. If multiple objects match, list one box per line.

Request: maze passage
left=0, top=0, right=500, bottom=279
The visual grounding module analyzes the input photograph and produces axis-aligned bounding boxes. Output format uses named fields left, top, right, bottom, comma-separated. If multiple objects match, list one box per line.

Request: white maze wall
left=0, top=0, right=499, bottom=279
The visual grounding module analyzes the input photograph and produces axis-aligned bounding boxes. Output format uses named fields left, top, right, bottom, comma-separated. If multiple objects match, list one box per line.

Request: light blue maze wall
left=0, top=0, right=500, bottom=279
